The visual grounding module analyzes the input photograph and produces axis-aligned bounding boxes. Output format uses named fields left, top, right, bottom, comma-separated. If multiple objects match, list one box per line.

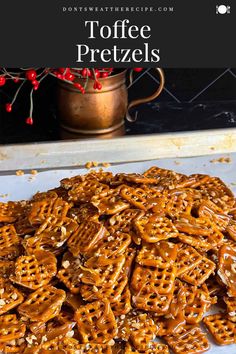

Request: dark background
left=0, top=0, right=235, bottom=67
left=0, top=68, right=236, bottom=144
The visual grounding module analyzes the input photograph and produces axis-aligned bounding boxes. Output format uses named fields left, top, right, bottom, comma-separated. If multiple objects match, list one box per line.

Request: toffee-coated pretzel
left=120, top=186, right=150, bottom=211
left=136, top=241, right=178, bottom=268
left=175, top=214, right=224, bottom=250
left=28, top=197, right=71, bottom=225
left=198, top=200, right=231, bottom=231
left=111, top=285, right=132, bottom=316
left=24, top=216, right=78, bottom=255
left=0, top=165, right=236, bottom=353
left=218, top=244, right=236, bottom=297
left=91, top=186, right=130, bottom=215
left=74, top=299, right=117, bottom=343
left=90, top=232, right=131, bottom=259
left=124, top=342, right=169, bottom=354
left=175, top=243, right=202, bottom=276
left=0, top=314, right=26, bottom=343
left=164, top=325, right=210, bottom=354
left=68, top=180, right=110, bottom=203
left=164, top=189, right=194, bottom=218
left=183, top=284, right=211, bottom=324
left=203, top=313, right=236, bottom=345
left=0, top=201, right=25, bottom=223
left=224, top=296, right=236, bottom=322
left=179, top=256, right=216, bottom=286
left=108, top=208, right=145, bottom=233
left=134, top=214, right=179, bottom=243
left=199, top=176, right=235, bottom=211
left=57, top=251, right=82, bottom=294
left=18, top=285, right=66, bottom=322
left=67, top=221, right=106, bottom=256
left=131, top=263, right=176, bottom=295
left=0, top=278, right=24, bottom=315
left=0, top=224, right=21, bottom=260
left=83, top=255, right=125, bottom=287
left=10, top=250, right=57, bottom=290
left=67, top=203, right=99, bottom=224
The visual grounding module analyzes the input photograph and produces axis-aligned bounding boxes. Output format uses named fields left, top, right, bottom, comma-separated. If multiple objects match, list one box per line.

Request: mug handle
left=126, top=68, right=165, bottom=122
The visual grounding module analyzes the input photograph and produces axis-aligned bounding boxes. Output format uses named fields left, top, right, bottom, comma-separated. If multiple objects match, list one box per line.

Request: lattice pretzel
left=0, top=278, right=24, bottom=315
left=124, top=342, right=169, bottom=354
left=131, top=264, right=176, bottom=295
left=175, top=214, right=224, bottom=251
left=134, top=214, right=179, bottom=243
left=28, top=197, right=71, bottom=225
left=176, top=243, right=202, bottom=276
left=81, top=266, right=128, bottom=303
left=111, top=285, right=132, bottom=316
left=218, top=244, right=236, bottom=297
left=224, top=296, right=236, bottom=322
left=90, top=232, right=131, bottom=259
left=18, top=285, right=66, bottom=322
left=0, top=314, right=26, bottom=343
left=67, top=221, right=106, bottom=256
left=164, top=325, right=210, bottom=354
left=131, top=264, right=175, bottom=313
left=203, top=313, right=236, bottom=345
left=10, top=250, right=57, bottom=290
left=57, top=251, right=83, bottom=294
left=183, top=283, right=211, bottom=324
left=0, top=201, right=25, bottom=223
left=68, top=180, right=110, bottom=203
left=199, top=176, right=235, bottom=211
left=74, top=299, right=117, bottom=343
left=24, top=216, right=78, bottom=255
left=198, top=200, right=231, bottom=231
left=120, top=186, right=150, bottom=211
left=136, top=241, right=178, bottom=268
left=179, top=256, right=215, bottom=286
left=83, top=255, right=125, bottom=287
left=109, top=208, right=145, bottom=233
left=0, top=225, right=21, bottom=260
left=67, top=203, right=99, bottom=224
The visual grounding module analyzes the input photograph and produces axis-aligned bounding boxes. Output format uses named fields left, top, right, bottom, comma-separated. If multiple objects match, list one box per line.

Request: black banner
left=0, top=0, right=235, bottom=67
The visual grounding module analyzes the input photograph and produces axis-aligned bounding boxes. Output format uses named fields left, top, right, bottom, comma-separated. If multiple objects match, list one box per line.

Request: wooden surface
left=1, top=128, right=236, bottom=172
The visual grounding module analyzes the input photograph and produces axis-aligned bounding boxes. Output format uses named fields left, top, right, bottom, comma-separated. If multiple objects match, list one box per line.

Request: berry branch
left=0, top=67, right=143, bottom=125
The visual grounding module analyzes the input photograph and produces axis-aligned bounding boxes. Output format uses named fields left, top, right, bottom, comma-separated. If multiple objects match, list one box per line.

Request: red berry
left=56, top=73, right=63, bottom=80
left=65, top=72, right=75, bottom=81
left=0, top=76, right=6, bottom=86
left=74, top=82, right=82, bottom=89
left=82, top=68, right=89, bottom=77
left=93, top=81, right=102, bottom=90
left=5, top=103, right=12, bottom=113
left=101, top=72, right=109, bottom=78
left=96, top=82, right=102, bottom=90
left=58, top=68, right=68, bottom=74
left=133, top=68, right=143, bottom=72
left=94, top=70, right=100, bottom=79
left=26, top=70, right=37, bottom=81
left=13, top=77, right=20, bottom=83
left=26, top=117, right=33, bottom=125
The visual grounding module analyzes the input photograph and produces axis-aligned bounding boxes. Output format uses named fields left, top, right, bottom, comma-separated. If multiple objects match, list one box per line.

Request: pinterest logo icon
left=216, top=4, right=231, bottom=14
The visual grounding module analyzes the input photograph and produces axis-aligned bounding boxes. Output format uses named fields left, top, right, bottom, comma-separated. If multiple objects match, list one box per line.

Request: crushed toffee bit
left=16, top=170, right=24, bottom=176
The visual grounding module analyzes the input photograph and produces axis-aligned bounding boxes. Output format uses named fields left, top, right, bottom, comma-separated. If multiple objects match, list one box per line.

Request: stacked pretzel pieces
left=0, top=166, right=235, bottom=353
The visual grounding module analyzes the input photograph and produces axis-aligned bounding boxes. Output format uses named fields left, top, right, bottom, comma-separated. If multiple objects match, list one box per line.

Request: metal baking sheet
left=0, top=153, right=236, bottom=353
left=1, top=128, right=236, bottom=171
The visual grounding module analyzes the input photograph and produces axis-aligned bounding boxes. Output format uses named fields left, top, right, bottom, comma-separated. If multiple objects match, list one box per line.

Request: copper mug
left=57, top=68, right=165, bottom=135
